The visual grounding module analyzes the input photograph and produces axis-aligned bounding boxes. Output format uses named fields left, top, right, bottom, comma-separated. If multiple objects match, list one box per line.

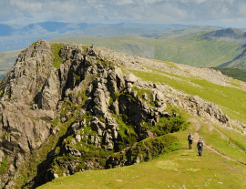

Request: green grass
left=51, top=43, right=65, bottom=69
left=212, top=124, right=246, bottom=152
left=153, top=59, right=179, bottom=69
left=82, top=45, right=88, bottom=52
left=107, top=134, right=180, bottom=169
left=212, top=67, right=246, bottom=82
left=143, top=115, right=190, bottom=136
left=38, top=119, right=246, bottom=189
left=98, top=57, right=115, bottom=68
left=132, top=86, right=152, bottom=100
left=73, top=73, right=81, bottom=80
left=51, top=33, right=242, bottom=68
left=0, top=156, right=8, bottom=174
left=40, top=150, right=246, bottom=189
left=113, top=114, right=137, bottom=151
left=0, top=89, right=3, bottom=97
left=199, top=123, right=246, bottom=164
left=51, top=117, right=59, bottom=127
left=128, top=68, right=246, bottom=124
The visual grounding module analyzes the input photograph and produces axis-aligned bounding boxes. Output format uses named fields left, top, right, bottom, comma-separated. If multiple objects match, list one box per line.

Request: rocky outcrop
left=0, top=40, right=234, bottom=189
left=186, top=95, right=230, bottom=126
left=0, top=40, right=60, bottom=188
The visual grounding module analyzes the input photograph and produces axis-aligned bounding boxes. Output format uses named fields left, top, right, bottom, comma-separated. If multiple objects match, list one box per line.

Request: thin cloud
left=0, top=0, right=246, bottom=27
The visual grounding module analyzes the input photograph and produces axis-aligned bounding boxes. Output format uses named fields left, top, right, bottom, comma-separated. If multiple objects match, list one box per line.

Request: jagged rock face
left=0, top=41, right=129, bottom=188
left=2, top=40, right=53, bottom=104
left=0, top=40, right=232, bottom=189
left=0, top=40, right=59, bottom=188
left=39, top=71, right=60, bottom=110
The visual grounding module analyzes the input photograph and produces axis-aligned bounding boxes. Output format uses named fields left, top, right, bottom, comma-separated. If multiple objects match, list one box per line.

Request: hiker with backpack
left=197, top=137, right=204, bottom=156
left=188, top=133, right=193, bottom=149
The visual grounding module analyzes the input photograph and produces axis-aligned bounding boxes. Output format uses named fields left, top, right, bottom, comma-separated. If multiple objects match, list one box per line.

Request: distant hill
left=0, top=49, right=21, bottom=78
left=212, top=67, right=246, bottom=82
left=1, top=25, right=246, bottom=80
left=11, top=22, right=88, bottom=35
left=0, top=22, right=221, bottom=51
left=203, top=28, right=246, bottom=69
left=0, top=21, right=88, bottom=36
left=52, top=32, right=243, bottom=68
left=217, top=43, right=246, bottom=69
left=52, top=27, right=246, bottom=70
left=205, top=28, right=246, bottom=40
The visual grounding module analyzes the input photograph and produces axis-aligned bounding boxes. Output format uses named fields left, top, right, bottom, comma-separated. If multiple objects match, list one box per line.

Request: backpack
left=188, top=135, right=192, bottom=141
left=198, top=142, right=202, bottom=147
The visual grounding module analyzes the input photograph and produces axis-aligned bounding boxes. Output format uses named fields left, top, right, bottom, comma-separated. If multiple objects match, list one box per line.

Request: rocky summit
left=0, top=40, right=242, bottom=188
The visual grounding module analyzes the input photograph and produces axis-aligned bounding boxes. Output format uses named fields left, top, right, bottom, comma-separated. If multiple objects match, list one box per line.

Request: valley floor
left=38, top=117, right=246, bottom=189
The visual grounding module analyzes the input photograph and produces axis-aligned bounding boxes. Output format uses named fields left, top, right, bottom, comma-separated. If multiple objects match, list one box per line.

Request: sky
left=1, top=0, right=246, bottom=28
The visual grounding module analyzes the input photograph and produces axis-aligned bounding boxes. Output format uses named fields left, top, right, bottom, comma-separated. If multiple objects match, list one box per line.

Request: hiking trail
left=189, top=118, right=246, bottom=166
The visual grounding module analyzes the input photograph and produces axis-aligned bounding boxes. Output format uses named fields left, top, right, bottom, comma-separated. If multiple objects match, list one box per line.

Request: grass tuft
left=51, top=43, right=65, bottom=69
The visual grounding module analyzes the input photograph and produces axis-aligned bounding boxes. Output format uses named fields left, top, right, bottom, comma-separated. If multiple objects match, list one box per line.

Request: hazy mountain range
left=1, top=22, right=246, bottom=81
left=0, top=22, right=221, bottom=52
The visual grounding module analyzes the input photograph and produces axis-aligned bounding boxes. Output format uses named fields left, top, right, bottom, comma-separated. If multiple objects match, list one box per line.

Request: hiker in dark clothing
left=188, top=133, right=193, bottom=149
left=197, top=137, right=204, bottom=156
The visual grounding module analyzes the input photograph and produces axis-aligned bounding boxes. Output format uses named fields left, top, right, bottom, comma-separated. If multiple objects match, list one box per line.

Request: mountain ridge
left=0, top=40, right=246, bottom=188
left=204, top=27, right=246, bottom=40
left=0, top=22, right=222, bottom=52
left=1, top=26, right=246, bottom=82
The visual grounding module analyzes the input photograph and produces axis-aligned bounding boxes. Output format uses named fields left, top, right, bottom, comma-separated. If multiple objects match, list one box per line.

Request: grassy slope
left=216, top=43, right=246, bottom=69
left=52, top=33, right=242, bottom=68
left=128, top=63, right=246, bottom=124
left=200, top=122, right=246, bottom=163
left=212, top=67, right=246, bottom=82
left=39, top=119, right=246, bottom=189
left=39, top=59, right=246, bottom=189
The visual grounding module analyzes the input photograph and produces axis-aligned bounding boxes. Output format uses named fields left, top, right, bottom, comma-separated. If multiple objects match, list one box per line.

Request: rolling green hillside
left=0, top=49, right=21, bottom=78
left=52, top=33, right=243, bottom=68
left=128, top=62, right=246, bottom=124
left=212, top=67, right=246, bottom=82
left=217, top=44, right=246, bottom=69
left=39, top=55, right=246, bottom=189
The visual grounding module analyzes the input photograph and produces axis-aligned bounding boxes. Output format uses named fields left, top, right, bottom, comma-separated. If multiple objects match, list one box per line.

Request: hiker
left=188, top=133, right=193, bottom=149
left=197, top=137, right=204, bottom=156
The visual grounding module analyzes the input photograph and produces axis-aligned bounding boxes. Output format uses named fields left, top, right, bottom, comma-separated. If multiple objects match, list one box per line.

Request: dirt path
left=204, top=120, right=228, bottom=139
left=189, top=118, right=246, bottom=166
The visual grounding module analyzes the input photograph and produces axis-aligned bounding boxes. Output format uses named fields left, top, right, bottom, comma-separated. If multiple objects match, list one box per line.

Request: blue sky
left=1, top=0, right=246, bottom=28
